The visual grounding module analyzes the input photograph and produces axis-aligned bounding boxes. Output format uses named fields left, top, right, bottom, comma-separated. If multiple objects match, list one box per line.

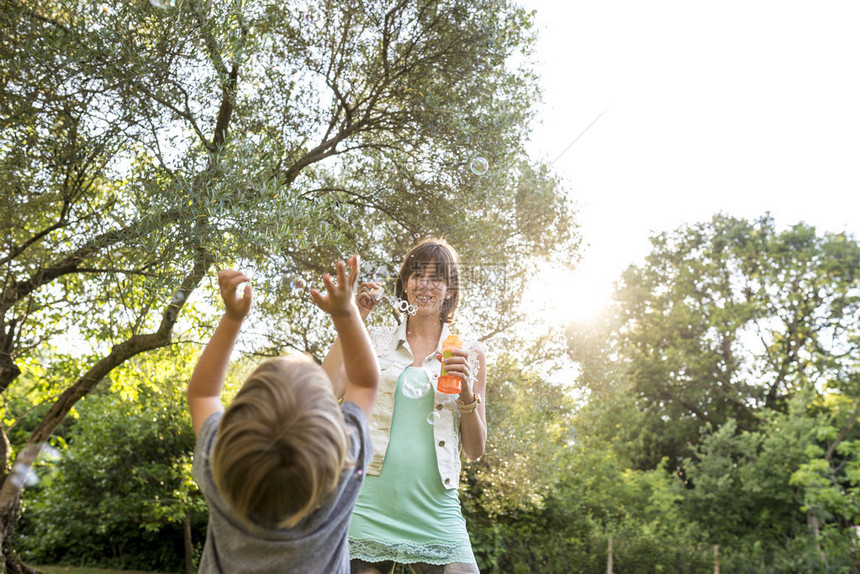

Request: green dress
left=348, top=367, right=476, bottom=565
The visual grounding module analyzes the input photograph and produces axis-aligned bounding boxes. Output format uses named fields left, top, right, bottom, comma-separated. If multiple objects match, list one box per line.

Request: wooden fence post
left=607, top=536, right=613, bottom=574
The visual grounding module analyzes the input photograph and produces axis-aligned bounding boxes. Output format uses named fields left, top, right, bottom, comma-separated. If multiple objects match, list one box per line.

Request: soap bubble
left=9, top=462, right=37, bottom=488
left=278, top=266, right=305, bottom=294
left=149, top=0, right=176, bottom=8
left=469, top=156, right=489, bottom=176
left=39, top=444, right=61, bottom=462
left=9, top=443, right=61, bottom=488
left=412, top=232, right=420, bottom=239
left=372, top=264, right=392, bottom=283
left=426, top=411, right=441, bottom=425
left=169, top=291, right=185, bottom=305
left=391, top=296, right=418, bottom=316
left=401, top=369, right=432, bottom=399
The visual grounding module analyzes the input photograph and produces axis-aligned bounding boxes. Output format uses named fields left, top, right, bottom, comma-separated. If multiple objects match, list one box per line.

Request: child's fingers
left=347, top=254, right=360, bottom=289
left=335, top=260, right=347, bottom=287
left=237, top=284, right=253, bottom=309
left=219, top=272, right=249, bottom=299
left=321, top=273, right=335, bottom=293
left=219, top=270, right=248, bottom=286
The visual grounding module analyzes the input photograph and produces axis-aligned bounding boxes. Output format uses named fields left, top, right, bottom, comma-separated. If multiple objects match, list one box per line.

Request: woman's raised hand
left=355, top=281, right=383, bottom=320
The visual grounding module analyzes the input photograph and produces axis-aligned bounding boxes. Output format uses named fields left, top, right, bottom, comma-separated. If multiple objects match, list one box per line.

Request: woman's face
left=403, top=261, right=449, bottom=318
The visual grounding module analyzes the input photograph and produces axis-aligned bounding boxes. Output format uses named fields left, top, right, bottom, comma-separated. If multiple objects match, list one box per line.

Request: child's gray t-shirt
left=192, top=401, right=371, bottom=573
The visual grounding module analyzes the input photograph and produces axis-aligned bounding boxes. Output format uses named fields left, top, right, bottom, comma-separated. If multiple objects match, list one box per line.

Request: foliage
left=569, top=214, right=860, bottom=468
left=1, top=0, right=578, bottom=565
left=468, top=435, right=710, bottom=573
left=568, top=214, right=860, bottom=569
left=682, top=412, right=811, bottom=550
left=14, top=346, right=214, bottom=571
left=462, top=337, right=577, bottom=516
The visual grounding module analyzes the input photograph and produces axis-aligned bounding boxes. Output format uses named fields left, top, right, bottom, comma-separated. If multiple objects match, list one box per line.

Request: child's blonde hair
left=211, top=356, right=350, bottom=529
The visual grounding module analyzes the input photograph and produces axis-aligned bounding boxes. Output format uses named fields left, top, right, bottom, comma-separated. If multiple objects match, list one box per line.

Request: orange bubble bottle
left=437, top=334, right=463, bottom=394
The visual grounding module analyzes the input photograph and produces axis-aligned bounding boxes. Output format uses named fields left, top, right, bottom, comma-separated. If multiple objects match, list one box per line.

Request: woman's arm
left=458, top=343, right=487, bottom=460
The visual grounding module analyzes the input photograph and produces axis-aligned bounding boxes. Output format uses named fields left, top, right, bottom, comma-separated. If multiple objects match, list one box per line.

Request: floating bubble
left=149, top=0, right=176, bottom=8
left=412, top=232, right=420, bottom=239
left=279, top=274, right=292, bottom=291
left=372, top=264, right=391, bottom=282
left=401, top=369, right=432, bottom=399
left=390, top=296, right=418, bottom=316
left=426, top=411, right=441, bottom=425
left=39, top=444, right=61, bottom=462
left=169, top=291, right=185, bottom=305
left=469, top=156, right=489, bottom=176
left=278, top=266, right=305, bottom=294
left=423, top=209, right=430, bottom=215
left=370, top=286, right=384, bottom=301
left=9, top=463, right=37, bottom=488
left=9, top=443, right=61, bottom=488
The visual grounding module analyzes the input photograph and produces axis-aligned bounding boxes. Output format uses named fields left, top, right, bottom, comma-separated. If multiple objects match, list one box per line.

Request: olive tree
left=1, top=0, right=577, bottom=569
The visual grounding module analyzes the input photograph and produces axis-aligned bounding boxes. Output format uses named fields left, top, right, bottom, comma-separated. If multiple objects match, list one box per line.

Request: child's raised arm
left=311, top=255, right=379, bottom=419
left=187, top=269, right=252, bottom=436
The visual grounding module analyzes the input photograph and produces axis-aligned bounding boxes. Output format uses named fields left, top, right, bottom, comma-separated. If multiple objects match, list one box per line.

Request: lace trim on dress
left=350, top=538, right=476, bottom=565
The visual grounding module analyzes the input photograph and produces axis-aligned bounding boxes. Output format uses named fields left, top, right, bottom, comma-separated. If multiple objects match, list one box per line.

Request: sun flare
left=525, top=263, right=614, bottom=326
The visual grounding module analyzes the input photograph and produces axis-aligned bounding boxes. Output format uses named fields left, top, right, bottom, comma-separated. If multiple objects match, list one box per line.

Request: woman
left=323, top=238, right=487, bottom=574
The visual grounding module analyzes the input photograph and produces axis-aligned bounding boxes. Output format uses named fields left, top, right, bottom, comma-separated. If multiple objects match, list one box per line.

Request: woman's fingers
left=440, top=354, right=470, bottom=382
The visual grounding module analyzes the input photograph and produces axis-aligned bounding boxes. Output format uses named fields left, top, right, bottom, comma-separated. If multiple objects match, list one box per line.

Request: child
left=187, top=255, right=379, bottom=573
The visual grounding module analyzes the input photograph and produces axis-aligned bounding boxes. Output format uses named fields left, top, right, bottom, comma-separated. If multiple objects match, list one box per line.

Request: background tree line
left=16, top=214, right=860, bottom=574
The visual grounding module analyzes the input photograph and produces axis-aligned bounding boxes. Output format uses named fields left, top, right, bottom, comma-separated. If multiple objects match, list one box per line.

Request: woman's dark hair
left=394, top=238, right=462, bottom=325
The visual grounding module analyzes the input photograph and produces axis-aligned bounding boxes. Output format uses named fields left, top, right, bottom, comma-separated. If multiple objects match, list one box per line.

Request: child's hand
left=311, top=255, right=360, bottom=318
left=218, top=269, right=252, bottom=321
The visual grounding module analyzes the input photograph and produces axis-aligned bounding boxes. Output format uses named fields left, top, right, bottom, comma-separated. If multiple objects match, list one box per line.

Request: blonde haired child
left=188, top=255, right=378, bottom=573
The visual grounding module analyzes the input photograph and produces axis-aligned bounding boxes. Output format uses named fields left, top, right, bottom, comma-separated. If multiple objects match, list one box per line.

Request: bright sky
left=519, top=0, right=860, bottom=323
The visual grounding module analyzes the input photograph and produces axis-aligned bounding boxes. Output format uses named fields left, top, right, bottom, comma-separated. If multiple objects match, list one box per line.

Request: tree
left=568, top=214, right=860, bottom=568
left=789, top=384, right=860, bottom=571
left=1, top=0, right=577, bottom=569
left=15, top=346, right=211, bottom=573
left=569, top=214, right=860, bottom=470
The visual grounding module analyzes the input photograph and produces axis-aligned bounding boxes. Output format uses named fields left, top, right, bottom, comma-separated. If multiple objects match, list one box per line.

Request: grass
left=35, top=567, right=175, bottom=574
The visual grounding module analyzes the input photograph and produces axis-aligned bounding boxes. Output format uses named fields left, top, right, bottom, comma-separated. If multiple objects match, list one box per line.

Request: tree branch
left=0, top=207, right=185, bottom=314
